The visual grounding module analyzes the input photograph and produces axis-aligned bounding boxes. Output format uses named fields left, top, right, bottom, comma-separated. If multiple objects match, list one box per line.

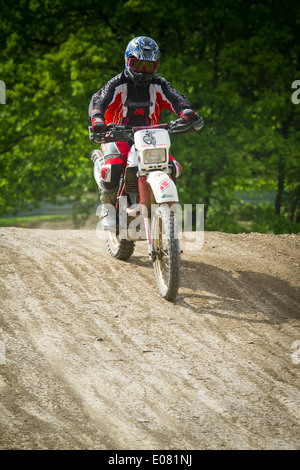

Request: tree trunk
left=275, top=154, right=285, bottom=215
left=203, top=171, right=213, bottom=220
left=275, top=113, right=293, bottom=216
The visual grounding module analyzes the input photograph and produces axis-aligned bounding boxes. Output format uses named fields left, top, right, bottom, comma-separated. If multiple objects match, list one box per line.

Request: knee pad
left=100, top=159, right=123, bottom=191
left=92, top=143, right=124, bottom=189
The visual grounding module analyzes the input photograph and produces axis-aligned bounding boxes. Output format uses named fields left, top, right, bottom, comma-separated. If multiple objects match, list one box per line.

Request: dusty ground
left=0, top=225, right=299, bottom=450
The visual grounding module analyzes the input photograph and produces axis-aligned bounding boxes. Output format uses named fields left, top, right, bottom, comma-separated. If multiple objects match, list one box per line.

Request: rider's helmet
left=125, top=36, right=160, bottom=87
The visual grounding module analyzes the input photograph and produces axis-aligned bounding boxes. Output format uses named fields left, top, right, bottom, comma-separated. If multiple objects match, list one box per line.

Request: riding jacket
left=89, top=70, right=191, bottom=127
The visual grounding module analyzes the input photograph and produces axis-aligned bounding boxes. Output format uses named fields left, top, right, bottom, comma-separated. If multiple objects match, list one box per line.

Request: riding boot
left=99, top=187, right=118, bottom=231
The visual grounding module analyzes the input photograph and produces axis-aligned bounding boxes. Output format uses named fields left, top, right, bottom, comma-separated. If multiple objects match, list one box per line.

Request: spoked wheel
left=152, top=204, right=180, bottom=301
left=106, top=231, right=135, bottom=260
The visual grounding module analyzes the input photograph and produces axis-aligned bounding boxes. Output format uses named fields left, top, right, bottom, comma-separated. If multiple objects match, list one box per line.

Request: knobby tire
left=106, top=232, right=135, bottom=260
left=152, top=204, right=180, bottom=301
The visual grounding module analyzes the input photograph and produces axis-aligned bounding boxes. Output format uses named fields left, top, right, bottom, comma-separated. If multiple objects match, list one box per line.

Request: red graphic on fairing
left=160, top=179, right=170, bottom=191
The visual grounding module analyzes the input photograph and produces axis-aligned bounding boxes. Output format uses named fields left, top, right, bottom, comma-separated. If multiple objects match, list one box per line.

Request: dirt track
left=0, top=226, right=299, bottom=450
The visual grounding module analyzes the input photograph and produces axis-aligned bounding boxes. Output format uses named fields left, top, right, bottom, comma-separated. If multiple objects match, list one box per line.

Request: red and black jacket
left=89, top=70, right=191, bottom=127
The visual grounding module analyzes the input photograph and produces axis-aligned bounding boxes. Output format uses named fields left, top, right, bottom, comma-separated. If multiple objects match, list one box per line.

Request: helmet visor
left=128, top=58, right=158, bottom=73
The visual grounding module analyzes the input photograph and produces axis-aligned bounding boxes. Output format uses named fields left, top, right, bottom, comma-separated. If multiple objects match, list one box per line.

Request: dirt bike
left=89, top=117, right=204, bottom=301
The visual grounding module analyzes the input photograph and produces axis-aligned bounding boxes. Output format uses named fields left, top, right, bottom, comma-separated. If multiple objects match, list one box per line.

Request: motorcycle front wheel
left=152, top=204, right=180, bottom=301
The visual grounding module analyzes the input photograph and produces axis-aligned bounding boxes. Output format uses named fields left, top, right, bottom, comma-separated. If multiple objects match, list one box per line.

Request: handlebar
left=88, top=117, right=204, bottom=144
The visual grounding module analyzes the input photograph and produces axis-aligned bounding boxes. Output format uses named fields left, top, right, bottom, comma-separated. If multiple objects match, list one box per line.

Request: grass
left=0, top=214, right=72, bottom=228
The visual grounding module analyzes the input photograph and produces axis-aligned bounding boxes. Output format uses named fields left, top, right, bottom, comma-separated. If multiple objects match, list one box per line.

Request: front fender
left=147, top=171, right=179, bottom=203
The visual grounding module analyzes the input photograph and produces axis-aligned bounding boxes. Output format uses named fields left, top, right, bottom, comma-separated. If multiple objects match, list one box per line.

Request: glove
left=92, top=116, right=106, bottom=132
left=179, top=108, right=200, bottom=123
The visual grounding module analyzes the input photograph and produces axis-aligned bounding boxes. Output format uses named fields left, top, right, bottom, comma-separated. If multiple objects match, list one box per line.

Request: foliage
left=0, top=0, right=299, bottom=233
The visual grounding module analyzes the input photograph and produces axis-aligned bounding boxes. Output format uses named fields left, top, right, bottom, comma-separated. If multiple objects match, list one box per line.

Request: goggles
left=128, top=58, right=159, bottom=73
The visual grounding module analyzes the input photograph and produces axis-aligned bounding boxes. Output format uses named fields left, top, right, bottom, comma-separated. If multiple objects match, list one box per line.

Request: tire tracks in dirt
left=0, top=228, right=299, bottom=449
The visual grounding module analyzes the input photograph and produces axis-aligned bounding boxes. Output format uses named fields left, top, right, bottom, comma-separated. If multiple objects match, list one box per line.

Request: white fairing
left=127, top=128, right=178, bottom=203
left=127, top=144, right=138, bottom=167
left=147, top=171, right=179, bottom=203
left=134, top=128, right=170, bottom=151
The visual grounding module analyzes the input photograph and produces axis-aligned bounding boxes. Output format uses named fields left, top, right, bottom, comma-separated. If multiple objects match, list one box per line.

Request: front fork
left=116, top=175, right=181, bottom=260
left=138, top=175, right=153, bottom=258
left=138, top=175, right=181, bottom=261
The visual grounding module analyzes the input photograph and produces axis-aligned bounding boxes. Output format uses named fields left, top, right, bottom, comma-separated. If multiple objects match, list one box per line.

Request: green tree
left=0, top=0, right=299, bottom=233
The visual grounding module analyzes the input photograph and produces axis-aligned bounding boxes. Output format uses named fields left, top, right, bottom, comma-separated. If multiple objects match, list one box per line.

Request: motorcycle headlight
left=143, top=148, right=167, bottom=164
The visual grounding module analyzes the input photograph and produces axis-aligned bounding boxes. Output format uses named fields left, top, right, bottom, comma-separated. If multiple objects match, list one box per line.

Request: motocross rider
left=89, top=36, right=200, bottom=230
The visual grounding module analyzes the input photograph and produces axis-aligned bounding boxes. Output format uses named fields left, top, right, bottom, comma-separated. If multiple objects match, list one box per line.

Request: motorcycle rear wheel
left=106, top=232, right=135, bottom=260
left=152, top=204, right=180, bottom=301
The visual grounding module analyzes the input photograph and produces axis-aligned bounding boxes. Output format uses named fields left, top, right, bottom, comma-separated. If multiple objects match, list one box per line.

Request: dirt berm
left=0, top=226, right=299, bottom=450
